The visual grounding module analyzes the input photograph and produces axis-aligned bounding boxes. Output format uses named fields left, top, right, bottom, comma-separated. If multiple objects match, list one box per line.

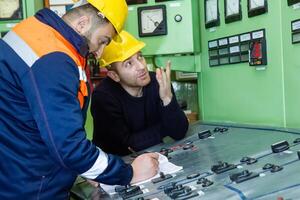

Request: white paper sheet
left=100, top=153, right=183, bottom=194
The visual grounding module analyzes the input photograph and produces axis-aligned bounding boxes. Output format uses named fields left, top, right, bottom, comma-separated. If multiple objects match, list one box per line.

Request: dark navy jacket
left=0, top=9, right=132, bottom=200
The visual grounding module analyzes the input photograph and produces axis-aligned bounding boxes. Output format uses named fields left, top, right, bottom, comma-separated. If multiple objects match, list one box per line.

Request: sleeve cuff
left=161, top=96, right=178, bottom=111
left=94, top=154, right=133, bottom=185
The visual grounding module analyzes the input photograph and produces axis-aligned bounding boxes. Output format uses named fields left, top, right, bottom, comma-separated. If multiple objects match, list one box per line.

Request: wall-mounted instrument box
left=249, top=30, right=267, bottom=66
left=124, top=0, right=200, bottom=72
left=208, top=29, right=267, bottom=67
left=291, top=19, right=300, bottom=44
left=287, top=0, right=300, bottom=6
left=124, top=0, right=200, bottom=56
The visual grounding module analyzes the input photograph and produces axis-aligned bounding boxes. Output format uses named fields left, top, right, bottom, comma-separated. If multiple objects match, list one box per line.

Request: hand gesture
left=155, top=61, right=173, bottom=106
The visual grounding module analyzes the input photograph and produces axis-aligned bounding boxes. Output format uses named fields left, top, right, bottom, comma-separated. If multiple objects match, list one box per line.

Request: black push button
left=293, top=138, right=300, bottom=144
left=197, top=177, right=208, bottom=184
left=183, top=144, right=194, bottom=150
left=262, top=163, right=274, bottom=170
left=240, top=157, right=249, bottom=163
left=184, top=140, right=193, bottom=145
left=186, top=173, right=200, bottom=179
left=211, top=161, right=237, bottom=174
left=202, top=180, right=214, bottom=187
left=220, top=128, right=229, bottom=133
left=271, top=140, right=289, bottom=153
left=213, top=127, right=221, bottom=132
left=162, top=182, right=177, bottom=194
left=229, top=170, right=259, bottom=183
left=198, top=130, right=212, bottom=139
left=115, top=185, right=143, bottom=199
left=213, top=127, right=229, bottom=133
left=240, top=156, right=257, bottom=165
left=151, top=172, right=172, bottom=184
left=270, top=165, right=283, bottom=173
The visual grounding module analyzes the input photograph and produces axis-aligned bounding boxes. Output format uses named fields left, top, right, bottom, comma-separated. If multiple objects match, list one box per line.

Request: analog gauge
left=138, top=5, right=167, bottom=37
left=249, top=0, right=265, bottom=9
left=205, top=0, right=220, bottom=28
left=248, top=0, right=268, bottom=17
left=226, top=0, right=239, bottom=16
left=225, top=0, right=241, bottom=23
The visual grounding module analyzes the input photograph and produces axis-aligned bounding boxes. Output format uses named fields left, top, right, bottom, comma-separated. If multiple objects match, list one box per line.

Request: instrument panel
left=71, top=122, right=300, bottom=200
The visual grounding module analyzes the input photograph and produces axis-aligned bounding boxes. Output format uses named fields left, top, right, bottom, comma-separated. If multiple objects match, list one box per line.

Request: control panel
left=71, top=123, right=300, bottom=200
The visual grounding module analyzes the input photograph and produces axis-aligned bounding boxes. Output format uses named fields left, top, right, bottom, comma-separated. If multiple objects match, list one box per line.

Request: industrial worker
left=0, top=1, right=159, bottom=199
left=92, top=31, right=189, bottom=156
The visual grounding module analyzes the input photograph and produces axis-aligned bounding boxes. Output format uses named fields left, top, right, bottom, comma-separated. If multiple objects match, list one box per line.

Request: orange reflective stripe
left=78, top=81, right=87, bottom=108
left=13, top=17, right=88, bottom=108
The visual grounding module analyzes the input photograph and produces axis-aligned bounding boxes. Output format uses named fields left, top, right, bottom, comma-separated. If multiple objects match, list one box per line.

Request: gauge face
left=247, top=0, right=267, bottom=17
left=225, top=0, right=241, bottom=23
left=205, top=0, right=220, bottom=28
left=140, top=8, right=163, bottom=34
left=205, top=0, right=218, bottom=23
left=0, top=0, right=22, bottom=20
left=226, top=0, right=240, bottom=16
left=249, top=0, right=265, bottom=9
left=138, top=5, right=167, bottom=37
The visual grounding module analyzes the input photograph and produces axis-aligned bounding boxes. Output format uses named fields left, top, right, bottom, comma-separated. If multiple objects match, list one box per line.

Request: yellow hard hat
left=87, top=0, right=128, bottom=35
left=100, top=31, right=145, bottom=67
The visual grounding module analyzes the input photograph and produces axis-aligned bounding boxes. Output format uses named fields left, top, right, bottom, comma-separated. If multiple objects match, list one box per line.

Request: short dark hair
left=63, top=4, right=109, bottom=31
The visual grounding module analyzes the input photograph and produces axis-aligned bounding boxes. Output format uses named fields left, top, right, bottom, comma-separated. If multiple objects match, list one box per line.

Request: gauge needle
left=147, top=16, right=159, bottom=27
left=252, top=0, right=259, bottom=7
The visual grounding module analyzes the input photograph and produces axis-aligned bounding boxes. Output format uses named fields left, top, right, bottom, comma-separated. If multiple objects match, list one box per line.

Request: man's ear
left=107, top=70, right=120, bottom=82
left=74, top=16, right=90, bottom=34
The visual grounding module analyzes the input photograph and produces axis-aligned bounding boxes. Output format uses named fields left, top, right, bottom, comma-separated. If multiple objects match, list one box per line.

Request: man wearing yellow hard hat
left=91, top=31, right=188, bottom=156
left=0, top=1, right=159, bottom=199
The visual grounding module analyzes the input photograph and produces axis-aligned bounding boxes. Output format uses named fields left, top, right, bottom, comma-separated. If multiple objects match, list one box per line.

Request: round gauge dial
left=141, top=8, right=163, bottom=34
left=138, top=5, right=167, bottom=37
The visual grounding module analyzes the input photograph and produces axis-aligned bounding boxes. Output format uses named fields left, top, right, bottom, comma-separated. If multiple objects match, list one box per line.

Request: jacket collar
left=34, top=8, right=89, bottom=57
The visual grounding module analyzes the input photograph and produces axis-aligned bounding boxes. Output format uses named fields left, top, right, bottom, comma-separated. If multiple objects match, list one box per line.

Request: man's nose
left=95, top=46, right=105, bottom=59
left=135, top=59, right=145, bottom=70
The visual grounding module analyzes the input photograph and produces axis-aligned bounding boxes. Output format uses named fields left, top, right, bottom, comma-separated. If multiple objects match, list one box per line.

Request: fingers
left=156, top=68, right=162, bottom=84
left=147, top=152, right=159, bottom=159
left=141, top=153, right=159, bottom=168
left=152, top=158, right=159, bottom=169
left=157, top=60, right=171, bottom=84
left=166, top=60, right=171, bottom=82
left=161, top=67, right=167, bottom=87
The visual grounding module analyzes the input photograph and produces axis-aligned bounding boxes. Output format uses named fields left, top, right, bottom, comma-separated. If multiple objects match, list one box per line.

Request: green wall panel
left=281, top=2, right=300, bottom=128
left=124, top=0, right=201, bottom=72
left=198, top=0, right=289, bottom=127
left=124, top=0, right=200, bottom=55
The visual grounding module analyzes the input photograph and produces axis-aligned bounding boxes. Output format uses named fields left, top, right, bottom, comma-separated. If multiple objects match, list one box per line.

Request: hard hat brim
left=100, top=41, right=145, bottom=68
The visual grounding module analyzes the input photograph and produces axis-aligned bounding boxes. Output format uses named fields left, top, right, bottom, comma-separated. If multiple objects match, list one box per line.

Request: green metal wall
left=198, top=0, right=300, bottom=129
left=281, top=2, right=300, bottom=128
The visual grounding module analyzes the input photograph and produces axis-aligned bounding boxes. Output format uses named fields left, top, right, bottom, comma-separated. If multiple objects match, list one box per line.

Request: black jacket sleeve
left=159, top=88, right=189, bottom=140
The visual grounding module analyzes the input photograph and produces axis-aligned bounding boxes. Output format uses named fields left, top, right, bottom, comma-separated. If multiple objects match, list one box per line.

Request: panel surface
left=72, top=122, right=300, bottom=200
